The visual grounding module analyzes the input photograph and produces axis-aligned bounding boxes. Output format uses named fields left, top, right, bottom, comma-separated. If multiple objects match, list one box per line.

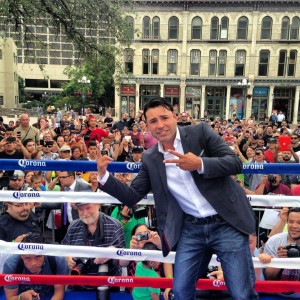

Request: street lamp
left=78, top=76, right=91, bottom=116
left=238, top=78, right=251, bottom=118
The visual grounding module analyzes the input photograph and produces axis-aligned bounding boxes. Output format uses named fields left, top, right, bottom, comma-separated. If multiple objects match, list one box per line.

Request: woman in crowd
left=129, top=123, right=143, bottom=146
left=138, top=120, right=158, bottom=150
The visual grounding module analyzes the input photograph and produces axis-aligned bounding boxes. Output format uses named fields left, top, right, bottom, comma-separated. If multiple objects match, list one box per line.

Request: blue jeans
left=173, top=214, right=259, bottom=300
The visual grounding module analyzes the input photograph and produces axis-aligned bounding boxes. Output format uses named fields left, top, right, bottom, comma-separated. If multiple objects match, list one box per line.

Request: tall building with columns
left=117, top=0, right=300, bottom=124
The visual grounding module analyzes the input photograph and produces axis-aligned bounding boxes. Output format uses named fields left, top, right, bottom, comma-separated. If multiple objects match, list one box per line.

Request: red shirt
left=264, top=150, right=275, bottom=163
left=85, top=127, right=108, bottom=146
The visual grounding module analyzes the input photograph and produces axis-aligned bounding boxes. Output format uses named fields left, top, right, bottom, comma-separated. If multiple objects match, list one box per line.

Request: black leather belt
left=184, top=213, right=222, bottom=224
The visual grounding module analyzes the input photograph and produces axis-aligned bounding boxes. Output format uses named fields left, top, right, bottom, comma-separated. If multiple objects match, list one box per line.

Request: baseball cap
left=268, top=138, right=277, bottom=143
left=60, top=145, right=71, bottom=152
left=10, top=170, right=25, bottom=180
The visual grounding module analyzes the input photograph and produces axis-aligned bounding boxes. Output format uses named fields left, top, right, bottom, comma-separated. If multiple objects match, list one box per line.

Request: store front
left=185, top=86, right=201, bottom=120
left=252, top=87, right=268, bottom=122
left=164, top=86, right=180, bottom=112
left=120, top=85, right=136, bottom=117
left=140, top=85, right=160, bottom=109
left=273, top=87, right=295, bottom=122
left=205, top=87, right=226, bottom=120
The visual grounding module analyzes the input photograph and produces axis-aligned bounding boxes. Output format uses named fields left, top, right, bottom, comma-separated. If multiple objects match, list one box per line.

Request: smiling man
left=96, top=97, right=258, bottom=300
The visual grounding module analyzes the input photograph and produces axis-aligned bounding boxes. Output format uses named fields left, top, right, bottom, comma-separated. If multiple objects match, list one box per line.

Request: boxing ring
left=0, top=159, right=300, bottom=299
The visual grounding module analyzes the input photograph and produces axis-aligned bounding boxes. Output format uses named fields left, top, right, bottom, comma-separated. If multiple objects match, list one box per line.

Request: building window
left=125, top=16, right=135, bottom=40
left=261, top=16, right=272, bottom=40
left=281, top=17, right=290, bottom=39
left=169, top=17, right=179, bottom=39
left=218, top=50, right=227, bottom=76
left=124, top=48, right=134, bottom=73
left=290, top=17, right=300, bottom=40
left=152, top=49, right=159, bottom=75
left=210, top=17, right=219, bottom=40
left=278, top=50, right=287, bottom=76
left=153, top=17, right=160, bottom=39
left=220, top=17, right=229, bottom=39
left=167, top=49, right=178, bottom=75
left=235, top=50, right=246, bottom=76
left=143, top=16, right=151, bottom=39
left=237, top=16, right=248, bottom=40
left=288, top=50, right=297, bottom=76
left=190, top=50, right=200, bottom=75
left=277, top=50, right=297, bottom=77
left=0, top=96, right=3, bottom=105
left=258, top=50, right=270, bottom=76
left=191, top=17, right=202, bottom=39
left=142, top=49, right=150, bottom=75
left=209, top=50, right=217, bottom=75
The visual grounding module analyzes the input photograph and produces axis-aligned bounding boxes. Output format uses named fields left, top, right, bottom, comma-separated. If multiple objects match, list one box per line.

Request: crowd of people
left=0, top=104, right=299, bottom=299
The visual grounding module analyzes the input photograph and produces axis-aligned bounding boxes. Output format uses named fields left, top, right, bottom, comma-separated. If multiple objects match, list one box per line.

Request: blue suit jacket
left=101, top=123, right=256, bottom=256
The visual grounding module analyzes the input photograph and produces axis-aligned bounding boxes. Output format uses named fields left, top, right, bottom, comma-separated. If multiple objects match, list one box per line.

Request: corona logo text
left=13, top=191, right=40, bottom=199
left=18, top=243, right=44, bottom=251
left=116, top=249, right=142, bottom=257
left=108, top=277, right=134, bottom=284
left=4, top=275, right=30, bottom=283
left=18, top=159, right=46, bottom=168
left=126, top=162, right=141, bottom=171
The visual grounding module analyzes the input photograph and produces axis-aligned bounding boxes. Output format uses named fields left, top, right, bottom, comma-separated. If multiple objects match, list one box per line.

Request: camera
left=136, top=231, right=149, bottom=242
left=168, top=289, right=175, bottom=300
left=7, top=136, right=16, bottom=142
left=70, top=258, right=91, bottom=275
left=207, top=266, right=218, bottom=279
left=268, top=175, right=276, bottom=183
left=286, top=243, right=300, bottom=257
left=45, top=140, right=54, bottom=147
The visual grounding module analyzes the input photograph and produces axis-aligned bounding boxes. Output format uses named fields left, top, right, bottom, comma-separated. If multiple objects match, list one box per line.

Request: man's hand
left=94, top=246, right=115, bottom=264
left=19, top=289, right=40, bottom=300
left=66, top=256, right=76, bottom=269
left=96, top=147, right=114, bottom=178
left=14, top=234, right=27, bottom=243
left=163, top=150, right=202, bottom=171
left=277, top=246, right=288, bottom=258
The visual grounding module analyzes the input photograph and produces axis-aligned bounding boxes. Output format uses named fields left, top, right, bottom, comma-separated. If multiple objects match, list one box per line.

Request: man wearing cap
left=59, top=144, right=72, bottom=160
left=264, top=137, right=278, bottom=163
left=61, top=202, right=125, bottom=290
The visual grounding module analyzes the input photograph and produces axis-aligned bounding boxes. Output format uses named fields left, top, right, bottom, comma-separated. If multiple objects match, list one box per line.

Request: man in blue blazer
left=97, top=97, right=258, bottom=300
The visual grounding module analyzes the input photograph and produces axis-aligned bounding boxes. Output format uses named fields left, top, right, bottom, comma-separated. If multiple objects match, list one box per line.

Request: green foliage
left=0, top=0, right=134, bottom=59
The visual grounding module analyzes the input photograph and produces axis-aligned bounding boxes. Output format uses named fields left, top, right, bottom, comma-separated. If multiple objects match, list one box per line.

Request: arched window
left=142, top=49, right=150, bottom=74
left=281, top=17, right=290, bottom=39
left=191, top=17, right=202, bottom=39
left=125, top=16, right=135, bottom=40
left=124, top=48, right=134, bottom=73
left=237, top=16, right=248, bottom=40
left=290, top=17, right=300, bottom=39
left=261, top=16, right=272, bottom=40
left=143, top=16, right=150, bottom=38
left=152, top=49, right=159, bottom=74
left=235, top=50, right=246, bottom=76
left=190, top=50, right=201, bottom=75
left=209, top=50, right=217, bottom=75
left=153, top=17, right=160, bottom=39
left=167, top=49, right=178, bottom=74
left=210, top=17, right=219, bottom=40
left=220, top=17, right=229, bottom=39
left=169, top=17, right=179, bottom=39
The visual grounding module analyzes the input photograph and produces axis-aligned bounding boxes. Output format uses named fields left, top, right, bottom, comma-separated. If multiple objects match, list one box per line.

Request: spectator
left=59, top=144, right=72, bottom=160
left=1, top=171, right=29, bottom=192
left=14, top=114, right=40, bottom=145
left=248, top=148, right=267, bottom=191
left=129, top=123, right=143, bottom=146
left=264, top=138, right=278, bottom=163
left=62, top=202, right=125, bottom=291
left=177, top=112, right=196, bottom=127
left=139, top=120, right=158, bottom=150
left=132, top=242, right=161, bottom=300
left=111, top=112, right=135, bottom=132
left=263, top=125, right=274, bottom=146
left=113, top=134, right=134, bottom=162
left=263, top=207, right=300, bottom=298
left=23, top=138, right=42, bottom=159
left=255, top=174, right=292, bottom=196
left=3, top=233, right=68, bottom=300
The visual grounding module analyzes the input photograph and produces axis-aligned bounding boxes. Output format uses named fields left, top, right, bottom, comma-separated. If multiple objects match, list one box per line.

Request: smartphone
left=124, top=136, right=131, bottom=142
left=101, top=150, right=108, bottom=156
left=45, top=140, right=54, bottom=147
left=278, top=136, right=291, bottom=151
left=40, top=139, right=44, bottom=146
left=7, top=136, right=16, bottom=142
left=259, top=232, right=268, bottom=244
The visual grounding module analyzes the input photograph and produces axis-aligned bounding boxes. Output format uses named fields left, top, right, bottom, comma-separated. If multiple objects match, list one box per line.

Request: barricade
left=1, top=159, right=300, bottom=297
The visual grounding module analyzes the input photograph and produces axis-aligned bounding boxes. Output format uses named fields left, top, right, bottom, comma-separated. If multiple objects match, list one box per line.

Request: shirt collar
left=70, top=180, right=76, bottom=191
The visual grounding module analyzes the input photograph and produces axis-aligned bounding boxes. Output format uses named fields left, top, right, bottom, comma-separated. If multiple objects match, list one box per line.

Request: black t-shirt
left=0, top=150, right=24, bottom=179
left=177, top=122, right=192, bottom=127
left=0, top=212, right=42, bottom=242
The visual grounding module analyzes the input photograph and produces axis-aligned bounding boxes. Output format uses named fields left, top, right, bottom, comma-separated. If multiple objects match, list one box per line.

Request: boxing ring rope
left=1, top=159, right=300, bottom=293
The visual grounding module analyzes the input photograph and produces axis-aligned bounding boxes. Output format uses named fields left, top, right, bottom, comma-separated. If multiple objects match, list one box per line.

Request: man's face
left=122, top=113, right=129, bottom=121
left=62, top=129, right=70, bottom=137
left=282, top=151, right=292, bottom=161
left=3, top=140, right=16, bottom=153
left=146, top=106, right=177, bottom=147
left=7, top=202, right=31, bottom=221
left=25, top=141, right=35, bottom=153
left=60, top=149, right=71, bottom=160
left=291, top=135, right=299, bottom=145
left=21, top=255, right=45, bottom=274
left=88, top=146, right=97, bottom=157
left=58, top=172, right=74, bottom=188
left=77, top=203, right=100, bottom=225
left=270, top=174, right=281, bottom=186
left=288, top=212, right=300, bottom=241
left=20, top=115, right=30, bottom=128
left=9, top=177, right=24, bottom=190
left=266, top=126, right=273, bottom=134
left=132, top=152, right=142, bottom=162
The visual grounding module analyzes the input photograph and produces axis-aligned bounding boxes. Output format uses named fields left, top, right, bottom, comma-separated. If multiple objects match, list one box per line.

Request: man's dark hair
left=23, top=138, right=34, bottom=147
left=6, top=127, right=14, bottom=133
left=88, top=140, right=97, bottom=148
left=21, top=232, right=45, bottom=244
left=143, top=97, right=173, bottom=120
left=141, top=242, right=160, bottom=266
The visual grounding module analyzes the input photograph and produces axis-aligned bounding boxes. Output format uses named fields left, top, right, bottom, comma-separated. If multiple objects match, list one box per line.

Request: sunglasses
left=62, top=150, right=71, bottom=153
left=10, top=202, right=30, bottom=208
left=291, top=137, right=299, bottom=140
left=255, top=152, right=263, bottom=156
left=58, top=175, right=71, bottom=179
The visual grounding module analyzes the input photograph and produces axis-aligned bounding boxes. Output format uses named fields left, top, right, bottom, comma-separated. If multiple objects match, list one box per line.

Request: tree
left=0, top=0, right=134, bottom=59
